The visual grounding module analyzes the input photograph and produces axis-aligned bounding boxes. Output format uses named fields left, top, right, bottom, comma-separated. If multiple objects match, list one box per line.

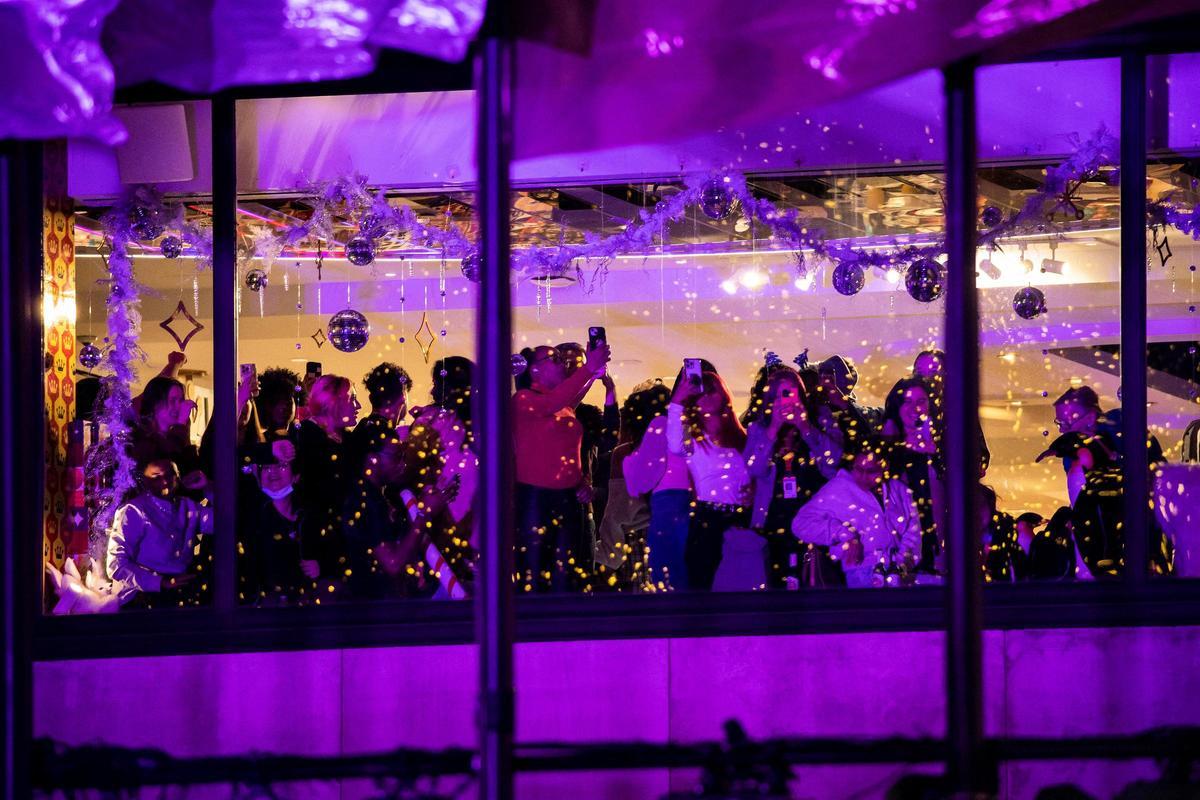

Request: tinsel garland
left=87, top=187, right=212, bottom=544
left=260, top=127, right=1199, bottom=290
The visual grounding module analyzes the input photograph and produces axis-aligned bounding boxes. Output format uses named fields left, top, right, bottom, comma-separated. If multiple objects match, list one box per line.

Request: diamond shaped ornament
left=159, top=301, right=204, bottom=351
left=413, top=312, right=436, bottom=363
left=1156, top=232, right=1172, bottom=267
left=311, top=328, right=326, bottom=349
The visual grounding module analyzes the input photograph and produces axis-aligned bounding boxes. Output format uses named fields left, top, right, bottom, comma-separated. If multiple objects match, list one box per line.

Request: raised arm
left=624, top=417, right=669, bottom=497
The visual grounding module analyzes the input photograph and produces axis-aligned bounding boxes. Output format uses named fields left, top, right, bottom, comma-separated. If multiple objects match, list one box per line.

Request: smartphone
left=239, top=363, right=258, bottom=396
left=684, top=358, right=703, bottom=386
left=587, top=326, right=607, bottom=351
left=305, top=361, right=322, bottom=378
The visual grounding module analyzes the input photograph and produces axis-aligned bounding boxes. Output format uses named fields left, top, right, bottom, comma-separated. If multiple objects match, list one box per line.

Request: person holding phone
left=623, top=360, right=717, bottom=591
left=743, top=367, right=828, bottom=589
left=667, top=367, right=753, bottom=591
left=512, top=339, right=611, bottom=592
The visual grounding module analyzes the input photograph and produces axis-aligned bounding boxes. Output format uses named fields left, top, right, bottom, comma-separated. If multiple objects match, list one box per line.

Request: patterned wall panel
left=43, top=143, right=78, bottom=575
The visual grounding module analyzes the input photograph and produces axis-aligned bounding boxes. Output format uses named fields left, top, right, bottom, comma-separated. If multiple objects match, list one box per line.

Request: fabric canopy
left=0, top=0, right=1193, bottom=150
left=0, top=0, right=484, bottom=144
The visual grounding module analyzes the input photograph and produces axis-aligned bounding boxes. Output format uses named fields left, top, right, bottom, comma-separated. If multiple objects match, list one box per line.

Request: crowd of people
left=72, top=333, right=1180, bottom=610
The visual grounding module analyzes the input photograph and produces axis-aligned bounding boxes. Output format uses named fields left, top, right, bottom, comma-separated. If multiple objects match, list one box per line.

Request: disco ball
left=511, top=353, right=528, bottom=376
left=159, top=235, right=183, bottom=259
left=1013, top=286, right=1047, bottom=320
left=244, top=268, right=268, bottom=292
left=905, top=258, right=944, bottom=303
left=699, top=178, right=734, bottom=221
left=78, top=341, right=103, bottom=369
left=129, top=206, right=165, bottom=241
left=328, top=308, right=370, bottom=353
left=980, top=205, right=1004, bottom=228
left=461, top=249, right=481, bottom=283
left=832, top=260, right=866, bottom=296
left=345, top=235, right=375, bottom=267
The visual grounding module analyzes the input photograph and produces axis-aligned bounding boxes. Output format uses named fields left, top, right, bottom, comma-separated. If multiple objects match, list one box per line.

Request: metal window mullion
left=474, top=18, right=516, bottom=800
left=1119, top=53, right=1150, bottom=585
left=1, top=140, right=44, bottom=800
left=943, top=59, right=987, bottom=795
left=212, top=95, right=239, bottom=612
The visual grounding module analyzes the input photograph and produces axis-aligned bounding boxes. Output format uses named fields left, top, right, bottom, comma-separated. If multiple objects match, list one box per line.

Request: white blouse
left=666, top=403, right=752, bottom=506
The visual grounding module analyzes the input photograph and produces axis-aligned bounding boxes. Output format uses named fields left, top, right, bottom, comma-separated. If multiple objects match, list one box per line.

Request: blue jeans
left=647, top=490, right=691, bottom=590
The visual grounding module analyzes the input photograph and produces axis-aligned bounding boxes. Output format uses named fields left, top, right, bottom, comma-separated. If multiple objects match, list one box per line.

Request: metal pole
left=1119, top=53, right=1149, bottom=585
left=1, top=140, right=44, bottom=800
left=474, top=11, right=516, bottom=800
left=212, top=94, right=239, bottom=611
left=942, top=60, right=987, bottom=797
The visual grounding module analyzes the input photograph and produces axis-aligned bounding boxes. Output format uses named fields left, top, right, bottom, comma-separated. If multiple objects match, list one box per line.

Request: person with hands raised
left=512, top=339, right=611, bottom=592
left=666, top=367, right=753, bottom=590
left=743, top=367, right=828, bottom=589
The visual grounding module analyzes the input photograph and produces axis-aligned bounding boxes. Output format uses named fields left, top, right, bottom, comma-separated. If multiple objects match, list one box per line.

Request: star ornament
left=159, top=301, right=204, bottom=351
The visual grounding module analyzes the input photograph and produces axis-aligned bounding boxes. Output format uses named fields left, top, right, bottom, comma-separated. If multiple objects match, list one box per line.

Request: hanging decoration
left=311, top=328, right=327, bottom=349
left=413, top=311, right=437, bottom=363
left=159, top=301, right=205, bottom=351
left=159, top=235, right=183, bottom=259
left=248, top=128, right=1200, bottom=302
left=1012, top=286, right=1047, bottom=320
left=699, top=177, right=735, bottom=221
left=905, top=258, right=943, bottom=303
left=78, top=340, right=103, bottom=370
left=460, top=249, right=482, bottom=283
left=511, top=353, right=528, bottom=376
left=328, top=309, right=370, bottom=353
left=245, top=268, right=269, bottom=292
left=832, top=260, right=865, bottom=296
left=345, top=234, right=376, bottom=266
left=129, top=205, right=165, bottom=241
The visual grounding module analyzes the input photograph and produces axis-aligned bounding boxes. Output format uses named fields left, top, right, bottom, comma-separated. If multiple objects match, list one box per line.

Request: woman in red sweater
left=513, top=341, right=610, bottom=592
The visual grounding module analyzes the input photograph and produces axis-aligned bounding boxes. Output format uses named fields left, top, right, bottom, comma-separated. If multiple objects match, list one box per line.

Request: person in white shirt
left=791, top=437, right=921, bottom=588
left=668, top=369, right=753, bottom=590
left=107, top=457, right=214, bottom=607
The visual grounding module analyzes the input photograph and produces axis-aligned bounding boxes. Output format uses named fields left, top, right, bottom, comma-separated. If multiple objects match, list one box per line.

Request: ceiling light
left=734, top=216, right=751, bottom=233
left=738, top=267, right=769, bottom=290
left=1000, top=352, right=1017, bottom=364
left=1040, top=240, right=1065, bottom=275
left=885, top=267, right=901, bottom=284
left=720, top=278, right=738, bottom=295
left=794, top=273, right=815, bottom=291
left=978, top=257, right=1001, bottom=280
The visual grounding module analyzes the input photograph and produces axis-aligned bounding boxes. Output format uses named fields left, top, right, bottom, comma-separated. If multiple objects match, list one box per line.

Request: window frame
left=22, top=35, right=1200, bottom=662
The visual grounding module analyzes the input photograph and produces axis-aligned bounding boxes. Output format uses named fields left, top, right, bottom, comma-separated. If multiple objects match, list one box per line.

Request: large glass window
left=974, top=59, right=1129, bottom=584
left=511, top=73, right=948, bottom=595
left=43, top=105, right=218, bottom=613
left=1148, top=53, right=1200, bottom=580
left=233, top=93, right=479, bottom=606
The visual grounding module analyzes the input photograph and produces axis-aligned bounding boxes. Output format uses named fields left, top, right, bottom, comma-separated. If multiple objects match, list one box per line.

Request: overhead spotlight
left=720, top=278, right=738, bottom=295
left=1040, top=240, right=1065, bottom=275
left=978, top=248, right=1001, bottom=280
left=733, top=216, right=751, bottom=233
left=738, top=266, right=769, bottom=290
left=794, top=273, right=815, bottom=291
left=1018, top=242, right=1035, bottom=273
left=885, top=267, right=901, bottom=284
